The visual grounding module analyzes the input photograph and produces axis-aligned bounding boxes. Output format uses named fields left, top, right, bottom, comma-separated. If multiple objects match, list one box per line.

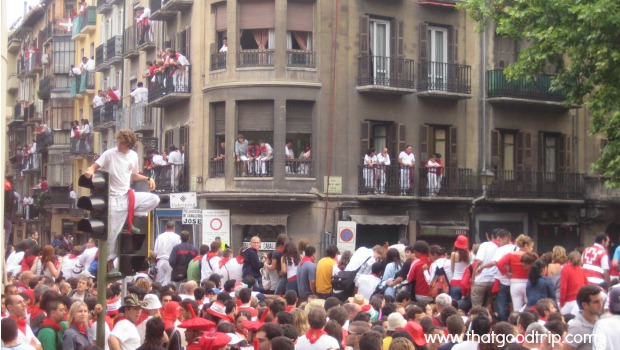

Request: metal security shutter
left=214, top=102, right=225, bottom=135
left=215, top=2, right=227, bottom=31
left=238, top=100, right=274, bottom=131
left=287, top=2, right=313, bottom=31
left=286, top=101, right=313, bottom=133
left=239, top=0, right=275, bottom=29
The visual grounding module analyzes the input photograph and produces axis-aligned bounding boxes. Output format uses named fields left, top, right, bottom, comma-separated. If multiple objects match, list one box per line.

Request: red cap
left=404, top=321, right=426, bottom=347
left=454, top=235, right=469, bottom=250
left=191, top=332, right=231, bottom=350
left=178, top=317, right=216, bottom=332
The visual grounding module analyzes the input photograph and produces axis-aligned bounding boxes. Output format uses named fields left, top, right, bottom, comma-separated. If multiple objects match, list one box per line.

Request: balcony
left=48, top=187, right=71, bottom=207
left=71, top=72, right=97, bottom=97
left=93, top=102, right=120, bottom=129
left=415, top=0, right=459, bottom=6
left=22, top=153, right=41, bottom=173
left=11, top=102, right=25, bottom=126
left=105, top=36, right=123, bottom=65
left=71, top=15, right=84, bottom=39
left=8, top=37, right=21, bottom=53
left=153, top=164, right=188, bottom=193
left=23, top=52, right=43, bottom=76
left=487, top=170, right=584, bottom=200
left=238, top=50, right=275, bottom=67
left=39, top=76, right=52, bottom=99
left=80, top=7, right=97, bottom=34
left=357, top=165, right=475, bottom=197
left=211, top=53, right=226, bottom=71
left=127, top=102, right=155, bottom=132
left=24, top=100, right=43, bottom=124
left=150, top=0, right=194, bottom=21
left=36, top=130, right=71, bottom=152
left=417, top=61, right=472, bottom=99
left=97, top=0, right=112, bottom=14
left=42, top=22, right=71, bottom=45
left=7, top=74, right=20, bottom=93
left=235, top=160, right=274, bottom=177
left=148, top=67, right=191, bottom=107
left=136, top=23, right=155, bottom=51
left=209, top=159, right=225, bottom=178
left=123, top=26, right=140, bottom=58
left=357, top=55, right=416, bottom=94
left=287, top=50, right=315, bottom=68
left=487, top=69, right=569, bottom=108
left=95, top=44, right=107, bottom=70
left=70, top=132, right=93, bottom=156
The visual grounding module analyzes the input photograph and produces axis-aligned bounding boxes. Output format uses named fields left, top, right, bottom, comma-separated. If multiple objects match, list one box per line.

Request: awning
left=420, top=225, right=469, bottom=236
left=348, top=215, right=409, bottom=226
left=155, top=209, right=183, bottom=218
left=231, top=214, right=288, bottom=226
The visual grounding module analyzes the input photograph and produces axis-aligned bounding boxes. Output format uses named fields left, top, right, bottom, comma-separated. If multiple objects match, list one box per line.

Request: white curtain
left=286, top=31, right=293, bottom=49
left=268, top=29, right=275, bottom=49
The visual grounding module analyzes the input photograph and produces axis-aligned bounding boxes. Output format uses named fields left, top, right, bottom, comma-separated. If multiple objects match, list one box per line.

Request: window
left=286, top=0, right=313, bottom=53
left=50, top=99, right=74, bottom=130
left=286, top=100, right=313, bottom=155
left=239, top=0, right=275, bottom=50
left=502, top=133, right=515, bottom=171
left=164, top=129, right=174, bottom=150
left=359, top=16, right=404, bottom=87
left=494, top=34, right=518, bottom=68
left=361, top=121, right=406, bottom=160
left=544, top=135, right=557, bottom=174
left=47, top=154, right=72, bottom=186
left=52, top=38, right=75, bottom=74
left=420, top=125, right=458, bottom=168
left=427, top=26, right=447, bottom=64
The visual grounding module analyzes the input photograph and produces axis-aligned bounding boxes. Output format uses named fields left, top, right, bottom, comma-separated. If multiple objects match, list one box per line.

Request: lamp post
left=479, top=169, right=495, bottom=198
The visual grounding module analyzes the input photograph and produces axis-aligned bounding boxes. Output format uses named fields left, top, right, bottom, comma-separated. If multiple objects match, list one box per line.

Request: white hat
left=142, top=294, right=163, bottom=310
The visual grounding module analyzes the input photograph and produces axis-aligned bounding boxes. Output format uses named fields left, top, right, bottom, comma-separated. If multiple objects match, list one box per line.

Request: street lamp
left=479, top=169, right=495, bottom=197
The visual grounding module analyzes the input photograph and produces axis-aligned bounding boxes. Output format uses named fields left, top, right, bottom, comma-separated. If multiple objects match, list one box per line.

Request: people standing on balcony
left=79, top=119, right=91, bottom=153
left=78, top=0, right=86, bottom=15
left=363, top=148, right=378, bottom=194
left=426, top=153, right=441, bottom=197
left=22, top=194, right=33, bottom=220
left=219, top=38, right=228, bottom=53
left=38, top=177, right=48, bottom=191
left=164, top=48, right=190, bottom=91
left=285, top=139, right=296, bottom=175
left=69, top=187, right=77, bottom=210
left=247, top=140, right=261, bottom=176
left=70, top=120, right=80, bottom=153
left=69, top=64, right=81, bottom=78
left=168, top=145, right=183, bottom=192
left=258, top=140, right=273, bottom=176
left=299, top=143, right=312, bottom=175
left=235, top=134, right=249, bottom=176
left=83, top=129, right=160, bottom=277
left=106, top=87, right=120, bottom=104
left=80, top=56, right=95, bottom=72
left=22, top=146, right=30, bottom=170
left=29, top=141, right=37, bottom=169
left=398, top=145, right=415, bottom=195
left=146, top=149, right=167, bottom=182
left=92, top=90, right=105, bottom=108
left=136, top=6, right=151, bottom=46
left=376, top=147, right=390, bottom=194
left=130, top=82, right=149, bottom=103
left=212, top=141, right=226, bottom=161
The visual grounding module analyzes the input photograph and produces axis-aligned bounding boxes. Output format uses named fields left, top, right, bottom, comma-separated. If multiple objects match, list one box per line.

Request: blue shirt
left=526, top=276, right=556, bottom=307
left=297, top=261, right=317, bottom=301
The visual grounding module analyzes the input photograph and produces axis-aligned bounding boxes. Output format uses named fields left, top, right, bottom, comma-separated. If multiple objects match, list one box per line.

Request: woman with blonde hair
left=63, top=301, right=90, bottom=350
left=388, top=337, right=416, bottom=350
left=547, top=245, right=567, bottom=300
left=290, top=307, right=309, bottom=336
left=560, top=251, right=589, bottom=314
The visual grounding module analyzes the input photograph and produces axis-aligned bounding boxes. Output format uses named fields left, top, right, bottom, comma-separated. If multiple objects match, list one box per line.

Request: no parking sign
left=202, top=210, right=230, bottom=246
left=337, top=221, right=357, bottom=252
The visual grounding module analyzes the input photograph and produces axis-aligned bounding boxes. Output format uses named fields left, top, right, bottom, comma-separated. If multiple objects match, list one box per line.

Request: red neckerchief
left=235, top=255, right=244, bottom=264
left=207, top=252, right=218, bottom=259
left=1, top=311, right=7, bottom=318
left=40, top=317, right=62, bottom=331
left=259, top=307, right=270, bottom=322
left=236, top=326, right=248, bottom=337
left=73, top=321, right=88, bottom=337
left=492, top=239, right=500, bottom=247
left=276, top=247, right=284, bottom=253
left=135, top=312, right=149, bottom=325
left=299, top=256, right=314, bottom=266
left=69, top=254, right=79, bottom=259
left=10, top=316, right=27, bottom=334
left=219, top=257, right=231, bottom=268
left=305, top=328, right=327, bottom=344
left=285, top=305, right=296, bottom=312
left=192, top=255, right=202, bottom=262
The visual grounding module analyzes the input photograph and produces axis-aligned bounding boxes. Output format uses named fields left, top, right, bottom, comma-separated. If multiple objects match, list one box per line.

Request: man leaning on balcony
left=168, top=145, right=184, bottom=191
left=130, top=82, right=149, bottom=103
left=235, top=134, right=249, bottom=176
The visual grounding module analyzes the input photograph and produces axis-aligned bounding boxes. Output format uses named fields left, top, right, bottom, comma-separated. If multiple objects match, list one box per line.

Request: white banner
left=337, top=221, right=357, bottom=252
left=202, top=209, right=231, bottom=245
left=170, top=192, right=197, bottom=208
left=182, top=209, right=203, bottom=225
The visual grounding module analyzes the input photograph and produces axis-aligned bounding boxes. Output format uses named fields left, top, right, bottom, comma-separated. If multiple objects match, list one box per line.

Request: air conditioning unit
left=41, top=54, right=49, bottom=65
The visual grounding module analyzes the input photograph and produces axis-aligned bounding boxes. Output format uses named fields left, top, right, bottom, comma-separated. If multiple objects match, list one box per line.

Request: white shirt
left=15, top=324, right=41, bottom=348
left=136, top=8, right=150, bottom=21
left=72, top=66, right=82, bottom=75
left=221, top=258, right=243, bottom=284
left=474, top=241, right=499, bottom=283
left=364, top=154, right=377, bottom=166
left=85, top=59, right=95, bottom=71
left=285, top=146, right=295, bottom=159
left=356, top=274, right=381, bottom=300
left=424, top=256, right=453, bottom=284
left=399, top=151, right=415, bottom=166
left=79, top=246, right=98, bottom=271
left=153, top=231, right=181, bottom=260
left=492, top=243, right=517, bottom=286
left=91, top=320, right=111, bottom=350
left=95, top=148, right=139, bottom=196
left=93, top=95, right=105, bottom=107
left=6, top=251, right=25, bottom=275
left=176, top=54, right=190, bottom=66
left=168, top=150, right=183, bottom=165
left=151, top=154, right=167, bottom=166
left=110, top=319, right=140, bottom=350
left=69, top=190, right=77, bottom=200
left=130, top=87, right=148, bottom=103
left=61, top=255, right=80, bottom=279
left=296, top=333, right=340, bottom=350
left=345, top=247, right=375, bottom=283
left=136, top=315, right=153, bottom=343
left=201, top=255, right=222, bottom=283
left=378, top=153, right=391, bottom=165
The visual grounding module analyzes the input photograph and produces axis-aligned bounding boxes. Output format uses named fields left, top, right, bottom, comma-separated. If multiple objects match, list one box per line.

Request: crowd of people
left=231, top=134, right=312, bottom=177
left=2, top=229, right=620, bottom=350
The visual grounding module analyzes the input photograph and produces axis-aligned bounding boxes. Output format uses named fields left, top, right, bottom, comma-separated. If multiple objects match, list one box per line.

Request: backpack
left=332, top=257, right=371, bottom=292
left=460, top=264, right=475, bottom=297
left=429, top=266, right=449, bottom=298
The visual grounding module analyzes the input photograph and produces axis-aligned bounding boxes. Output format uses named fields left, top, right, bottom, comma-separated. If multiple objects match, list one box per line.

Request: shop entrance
left=356, top=225, right=400, bottom=249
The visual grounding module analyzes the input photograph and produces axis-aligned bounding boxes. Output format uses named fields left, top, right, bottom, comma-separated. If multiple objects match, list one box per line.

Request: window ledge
left=236, top=67, right=275, bottom=72
left=234, top=177, right=273, bottom=181
left=285, top=177, right=316, bottom=181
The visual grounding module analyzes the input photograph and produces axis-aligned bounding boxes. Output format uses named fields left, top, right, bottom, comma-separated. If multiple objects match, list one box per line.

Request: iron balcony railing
left=486, top=170, right=584, bottom=199
left=48, top=186, right=71, bottom=206
left=105, top=36, right=123, bottom=63
left=23, top=51, right=42, bottom=76
left=127, top=102, right=154, bottom=131
left=42, top=22, right=70, bottom=43
left=70, top=73, right=95, bottom=96
left=93, top=102, right=120, bottom=128
left=124, top=25, right=138, bottom=56
left=417, top=61, right=471, bottom=94
left=235, top=159, right=274, bottom=177
left=357, top=55, right=415, bottom=89
left=209, top=159, right=225, bottom=178
left=95, top=44, right=105, bottom=68
left=487, top=69, right=567, bottom=101
left=285, top=159, right=313, bottom=177
left=148, top=66, right=191, bottom=102
left=417, top=167, right=477, bottom=197
left=287, top=50, right=315, bottom=68
left=81, top=7, right=97, bottom=31
left=211, top=53, right=226, bottom=71
left=70, top=129, right=93, bottom=155
left=238, top=50, right=275, bottom=67
left=35, top=129, right=71, bottom=152
left=153, top=164, right=188, bottom=193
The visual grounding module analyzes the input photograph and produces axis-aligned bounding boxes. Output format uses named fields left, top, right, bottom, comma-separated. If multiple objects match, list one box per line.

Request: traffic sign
left=202, top=210, right=230, bottom=245
left=337, top=221, right=357, bottom=252
left=182, top=209, right=203, bottom=225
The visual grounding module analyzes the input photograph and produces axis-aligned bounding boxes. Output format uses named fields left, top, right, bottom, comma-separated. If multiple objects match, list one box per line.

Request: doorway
left=356, top=225, right=400, bottom=249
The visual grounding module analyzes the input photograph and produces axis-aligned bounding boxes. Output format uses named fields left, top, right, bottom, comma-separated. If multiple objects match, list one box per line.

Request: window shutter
left=287, top=1, right=313, bottom=32
left=419, top=22, right=428, bottom=60
left=419, top=125, right=429, bottom=162
left=214, top=102, right=225, bottom=135
left=537, top=131, right=544, bottom=172
left=361, top=121, right=370, bottom=157
left=448, top=26, right=458, bottom=63
left=557, top=134, right=566, bottom=173
left=185, top=27, right=191, bottom=60
left=490, top=130, right=499, bottom=169
left=359, top=15, right=370, bottom=57
left=286, top=101, right=313, bottom=133
left=215, top=2, right=227, bottom=32
left=449, top=126, right=458, bottom=168
left=238, top=100, right=274, bottom=131
left=239, top=0, right=276, bottom=29
left=516, top=131, right=525, bottom=171
left=523, top=132, right=533, bottom=171
left=565, top=134, right=572, bottom=172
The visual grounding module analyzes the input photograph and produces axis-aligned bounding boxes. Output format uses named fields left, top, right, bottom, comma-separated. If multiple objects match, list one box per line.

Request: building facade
left=4, top=0, right=620, bottom=254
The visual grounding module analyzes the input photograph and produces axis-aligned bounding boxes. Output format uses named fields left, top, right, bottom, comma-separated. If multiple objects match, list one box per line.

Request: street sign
left=170, top=192, right=197, bottom=208
left=202, top=209, right=231, bottom=245
left=182, top=209, right=203, bottom=225
left=337, top=221, right=357, bottom=252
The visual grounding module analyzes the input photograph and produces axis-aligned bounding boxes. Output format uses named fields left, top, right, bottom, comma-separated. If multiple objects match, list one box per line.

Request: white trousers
left=510, top=279, right=528, bottom=312
left=400, top=167, right=412, bottom=191
left=108, top=192, right=160, bottom=260
left=428, top=172, right=438, bottom=194
left=156, top=259, right=172, bottom=285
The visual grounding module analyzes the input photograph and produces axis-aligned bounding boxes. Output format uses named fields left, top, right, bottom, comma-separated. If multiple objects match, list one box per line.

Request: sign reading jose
left=202, top=209, right=231, bottom=246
